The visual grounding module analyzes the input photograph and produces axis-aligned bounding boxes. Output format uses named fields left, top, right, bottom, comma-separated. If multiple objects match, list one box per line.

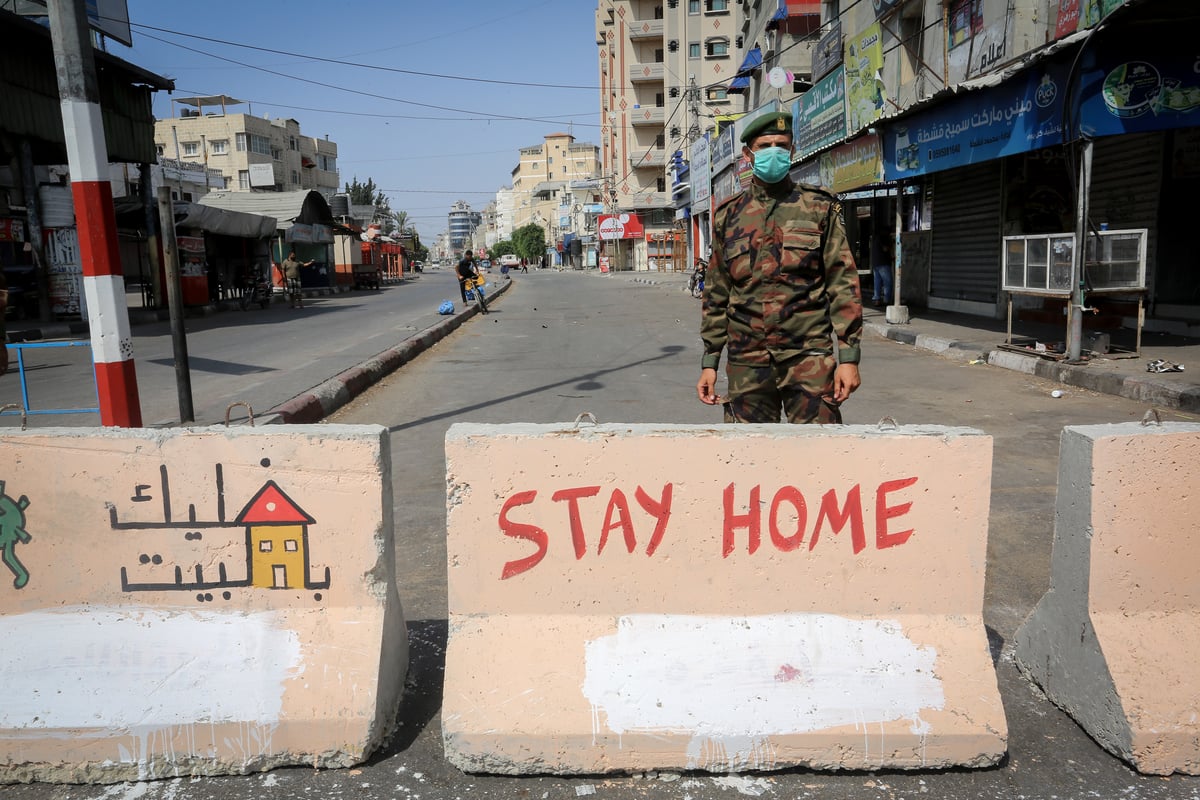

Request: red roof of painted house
left=235, top=480, right=315, bottom=525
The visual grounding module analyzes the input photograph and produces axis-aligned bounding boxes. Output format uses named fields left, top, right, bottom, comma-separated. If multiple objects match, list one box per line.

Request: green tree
left=489, top=240, right=516, bottom=260
left=512, top=224, right=546, bottom=263
left=345, top=177, right=410, bottom=233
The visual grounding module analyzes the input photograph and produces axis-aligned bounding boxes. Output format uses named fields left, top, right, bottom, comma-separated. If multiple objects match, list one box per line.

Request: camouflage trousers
left=723, top=353, right=843, bottom=424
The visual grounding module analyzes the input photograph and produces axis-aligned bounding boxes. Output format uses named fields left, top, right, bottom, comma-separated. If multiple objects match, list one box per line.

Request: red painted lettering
left=598, top=489, right=636, bottom=554
left=498, top=490, right=548, bottom=580
left=722, top=483, right=761, bottom=557
left=635, top=483, right=673, bottom=556
left=551, top=485, right=601, bottom=560
left=876, top=476, right=918, bottom=549
left=809, top=484, right=866, bottom=554
left=769, top=486, right=807, bottom=552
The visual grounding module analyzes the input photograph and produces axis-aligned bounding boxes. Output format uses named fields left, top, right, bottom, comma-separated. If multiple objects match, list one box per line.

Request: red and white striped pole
left=47, top=0, right=142, bottom=427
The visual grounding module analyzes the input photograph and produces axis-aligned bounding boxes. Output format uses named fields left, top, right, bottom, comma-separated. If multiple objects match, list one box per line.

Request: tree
left=489, top=240, right=516, bottom=260
left=512, top=224, right=546, bottom=263
left=344, top=176, right=405, bottom=232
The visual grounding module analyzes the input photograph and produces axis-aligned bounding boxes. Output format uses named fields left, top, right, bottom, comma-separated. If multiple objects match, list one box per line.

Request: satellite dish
left=767, top=67, right=789, bottom=89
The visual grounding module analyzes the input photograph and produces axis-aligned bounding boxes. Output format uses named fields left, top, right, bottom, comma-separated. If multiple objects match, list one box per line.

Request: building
left=507, top=132, right=601, bottom=263
left=595, top=0, right=740, bottom=270
left=448, top=201, right=481, bottom=255
left=153, top=96, right=339, bottom=197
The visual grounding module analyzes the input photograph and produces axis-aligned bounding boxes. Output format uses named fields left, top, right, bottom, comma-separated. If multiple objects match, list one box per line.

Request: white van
left=499, top=254, right=520, bottom=268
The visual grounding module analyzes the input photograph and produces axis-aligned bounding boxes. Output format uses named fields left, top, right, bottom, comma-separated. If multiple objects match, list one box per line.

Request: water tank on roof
left=329, top=193, right=350, bottom=218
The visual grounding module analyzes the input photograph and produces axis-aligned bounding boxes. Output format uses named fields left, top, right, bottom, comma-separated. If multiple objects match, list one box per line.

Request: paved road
left=7, top=270, right=1199, bottom=800
left=0, top=271, right=471, bottom=427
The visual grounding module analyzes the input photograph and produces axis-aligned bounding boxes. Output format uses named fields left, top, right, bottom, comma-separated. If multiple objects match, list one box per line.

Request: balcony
left=624, top=190, right=672, bottom=209
left=629, top=18, right=664, bottom=40
left=630, top=106, right=666, bottom=126
left=629, top=149, right=667, bottom=169
left=629, top=63, right=666, bottom=83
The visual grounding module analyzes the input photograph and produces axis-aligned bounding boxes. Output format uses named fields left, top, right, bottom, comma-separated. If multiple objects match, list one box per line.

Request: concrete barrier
left=0, top=425, right=408, bottom=783
left=1014, top=422, right=1200, bottom=775
left=444, top=422, right=1006, bottom=774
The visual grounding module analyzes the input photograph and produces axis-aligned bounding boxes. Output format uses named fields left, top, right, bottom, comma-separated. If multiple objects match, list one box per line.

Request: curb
left=263, top=280, right=512, bottom=424
left=866, top=320, right=1200, bottom=414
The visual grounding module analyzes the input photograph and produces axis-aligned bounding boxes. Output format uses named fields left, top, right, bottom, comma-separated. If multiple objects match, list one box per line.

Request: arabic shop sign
left=1076, top=24, right=1200, bottom=138
left=711, top=124, right=738, bottom=173
left=1055, top=0, right=1124, bottom=38
left=812, top=20, right=842, bottom=81
left=795, top=65, right=847, bottom=159
left=826, top=134, right=883, bottom=193
left=882, top=60, right=1068, bottom=180
left=691, top=134, right=712, bottom=206
left=844, top=22, right=887, bottom=135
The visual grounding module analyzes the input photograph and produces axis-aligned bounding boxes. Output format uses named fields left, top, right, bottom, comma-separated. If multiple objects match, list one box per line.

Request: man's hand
left=697, top=368, right=720, bottom=404
left=832, top=363, right=861, bottom=403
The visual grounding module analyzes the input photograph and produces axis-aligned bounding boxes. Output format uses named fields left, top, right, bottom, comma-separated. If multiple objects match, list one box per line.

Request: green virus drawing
left=0, top=481, right=32, bottom=589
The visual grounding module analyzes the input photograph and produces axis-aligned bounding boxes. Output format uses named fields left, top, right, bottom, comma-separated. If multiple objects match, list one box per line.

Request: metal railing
left=2, top=341, right=100, bottom=417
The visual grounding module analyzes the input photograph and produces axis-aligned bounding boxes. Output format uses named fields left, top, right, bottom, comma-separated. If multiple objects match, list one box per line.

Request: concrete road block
left=0, top=426, right=407, bottom=783
left=1014, top=422, right=1200, bottom=775
left=444, top=423, right=1006, bottom=774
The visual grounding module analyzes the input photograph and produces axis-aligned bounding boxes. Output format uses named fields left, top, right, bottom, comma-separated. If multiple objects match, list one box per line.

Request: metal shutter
left=1088, top=131, right=1162, bottom=291
left=930, top=162, right=1003, bottom=305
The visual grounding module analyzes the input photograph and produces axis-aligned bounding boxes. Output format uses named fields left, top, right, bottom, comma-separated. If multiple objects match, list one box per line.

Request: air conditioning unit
left=668, top=0, right=678, bottom=7
left=668, top=40, right=679, bottom=52
left=669, top=87, right=680, bottom=98
left=736, top=36, right=743, bottom=48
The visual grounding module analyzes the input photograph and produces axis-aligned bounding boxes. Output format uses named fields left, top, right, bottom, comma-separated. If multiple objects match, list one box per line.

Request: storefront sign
left=826, top=134, right=884, bottom=193
left=795, top=66, right=847, bottom=158
left=812, top=21, right=843, bottom=82
left=711, top=168, right=742, bottom=207
left=1077, top=26, right=1200, bottom=138
left=598, top=214, right=644, bottom=241
left=882, top=60, right=1068, bottom=180
left=690, top=134, right=712, bottom=206
left=711, top=125, right=738, bottom=173
left=1056, top=0, right=1123, bottom=37
left=844, top=23, right=887, bottom=135
left=177, top=235, right=206, bottom=279
left=791, top=158, right=824, bottom=189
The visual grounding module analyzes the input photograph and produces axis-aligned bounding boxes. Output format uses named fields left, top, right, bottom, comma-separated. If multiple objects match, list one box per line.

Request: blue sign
left=1076, top=25, right=1200, bottom=138
left=882, top=60, right=1068, bottom=180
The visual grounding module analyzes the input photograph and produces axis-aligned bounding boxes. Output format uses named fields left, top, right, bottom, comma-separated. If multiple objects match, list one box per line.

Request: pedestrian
left=696, top=109, right=863, bottom=424
left=456, top=251, right=489, bottom=313
left=281, top=250, right=314, bottom=309
left=521, top=258, right=529, bottom=273
left=872, top=232, right=894, bottom=307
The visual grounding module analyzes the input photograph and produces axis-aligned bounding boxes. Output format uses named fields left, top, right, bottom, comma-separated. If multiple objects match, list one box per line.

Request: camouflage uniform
left=700, top=176, right=863, bottom=423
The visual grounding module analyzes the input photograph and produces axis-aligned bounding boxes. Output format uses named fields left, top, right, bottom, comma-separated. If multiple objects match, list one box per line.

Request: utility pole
left=47, top=0, right=142, bottom=426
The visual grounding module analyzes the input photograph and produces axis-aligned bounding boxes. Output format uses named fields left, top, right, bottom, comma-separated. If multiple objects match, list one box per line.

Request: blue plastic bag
left=438, top=300, right=455, bottom=315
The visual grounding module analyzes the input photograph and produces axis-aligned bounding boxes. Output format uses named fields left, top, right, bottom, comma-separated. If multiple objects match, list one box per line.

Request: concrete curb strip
left=266, top=281, right=511, bottom=424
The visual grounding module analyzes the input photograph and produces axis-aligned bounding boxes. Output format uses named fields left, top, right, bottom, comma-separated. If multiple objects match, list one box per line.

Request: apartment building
left=508, top=132, right=601, bottom=259
left=595, top=0, right=741, bottom=269
left=723, top=0, right=1198, bottom=341
left=153, top=96, right=339, bottom=196
left=448, top=201, right=481, bottom=255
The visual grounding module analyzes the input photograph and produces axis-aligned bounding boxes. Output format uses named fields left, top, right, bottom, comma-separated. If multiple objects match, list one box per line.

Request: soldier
left=696, top=110, right=863, bottom=423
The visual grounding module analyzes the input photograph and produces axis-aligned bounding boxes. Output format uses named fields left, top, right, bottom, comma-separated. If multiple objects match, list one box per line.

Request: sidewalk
left=599, top=268, right=1200, bottom=414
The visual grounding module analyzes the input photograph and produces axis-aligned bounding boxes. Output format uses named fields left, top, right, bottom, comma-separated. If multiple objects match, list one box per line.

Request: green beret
left=740, top=111, right=792, bottom=144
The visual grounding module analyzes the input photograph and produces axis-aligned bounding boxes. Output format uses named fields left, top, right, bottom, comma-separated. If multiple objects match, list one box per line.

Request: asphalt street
left=6, top=269, right=1200, bottom=800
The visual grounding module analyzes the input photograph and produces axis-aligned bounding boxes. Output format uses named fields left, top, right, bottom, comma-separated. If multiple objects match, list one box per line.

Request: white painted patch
left=83, top=274, right=134, bottom=361
left=59, top=101, right=108, bottom=181
left=0, top=607, right=302, bottom=729
left=582, top=614, right=944, bottom=739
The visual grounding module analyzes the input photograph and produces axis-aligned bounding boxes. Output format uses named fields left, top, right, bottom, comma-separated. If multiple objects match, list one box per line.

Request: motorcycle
left=688, top=260, right=707, bottom=298
left=239, top=273, right=272, bottom=310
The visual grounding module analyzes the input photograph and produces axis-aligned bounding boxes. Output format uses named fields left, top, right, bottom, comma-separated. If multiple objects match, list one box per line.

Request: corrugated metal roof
left=197, top=190, right=332, bottom=230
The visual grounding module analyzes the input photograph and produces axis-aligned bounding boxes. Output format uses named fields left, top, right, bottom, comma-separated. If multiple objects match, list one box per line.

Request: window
left=291, top=170, right=300, bottom=185
left=706, top=37, right=730, bottom=57
left=706, top=0, right=729, bottom=11
left=210, top=139, right=228, bottom=155
left=182, top=192, right=193, bottom=202
left=238, top=170, right=250, bottom=189
left=155, top=144, right=164, bottom=157
left=259, top=540, right=273, bottom=552
left=707, top=87, right=729, bottom=102
left=248, top=134, right=271, bottom=156
left=656, top=177, right=667, bottom=192
left=320, top=154, right=336, bottom=171
left=549, top=157, right=554, bottom=165
left=272, top=146, right=283, bottom=161
left=688, top=0, right=700, bottom=12
left=284, top=540, right=298, bottom=552
left=235, top=132, right=247, bottom=151
left=948, top=0, right=983, bottom=48
left=289, top=136, right=298, bottom=151
left=654, top=48, right=664, bottom=62
left=688, top=42, right=701, bottom=59
left=182, top=142, right=199, bottom=157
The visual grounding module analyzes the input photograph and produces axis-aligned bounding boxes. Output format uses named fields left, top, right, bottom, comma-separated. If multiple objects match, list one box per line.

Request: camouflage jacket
left=700, top=177, right=863, bottom=370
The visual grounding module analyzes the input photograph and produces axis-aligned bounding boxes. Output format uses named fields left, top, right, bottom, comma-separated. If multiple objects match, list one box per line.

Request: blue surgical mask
left=752, top=146, right=792, bottom=184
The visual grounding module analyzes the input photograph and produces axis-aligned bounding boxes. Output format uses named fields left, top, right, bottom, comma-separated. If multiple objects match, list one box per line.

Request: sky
left=110, top=0, right=603, bottom=241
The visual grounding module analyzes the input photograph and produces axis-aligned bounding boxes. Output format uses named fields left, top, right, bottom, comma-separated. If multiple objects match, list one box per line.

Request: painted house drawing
left=236, top=481, right=324, bottom=590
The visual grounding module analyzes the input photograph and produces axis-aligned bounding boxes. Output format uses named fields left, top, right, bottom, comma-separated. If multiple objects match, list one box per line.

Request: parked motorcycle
left=688, top=260, right=707, bottom=298
left=239, top=273, right=272, bottom=310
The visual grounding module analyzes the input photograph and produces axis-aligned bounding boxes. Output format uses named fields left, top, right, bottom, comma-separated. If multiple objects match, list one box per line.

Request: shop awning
left=728, top=47, right=762, bottom=93
left=172, top=202, right=277, bottom=238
